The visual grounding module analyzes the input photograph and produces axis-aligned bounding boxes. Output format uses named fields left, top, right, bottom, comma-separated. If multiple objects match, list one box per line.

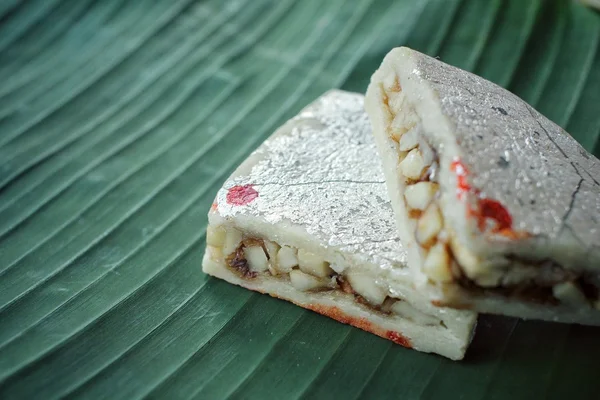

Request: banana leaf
left=0, top=0, right=599, bottom=398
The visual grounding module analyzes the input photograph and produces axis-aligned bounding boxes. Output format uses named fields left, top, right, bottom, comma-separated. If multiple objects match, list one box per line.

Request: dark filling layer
left=456, top=257, right=599, bottom=307
left=579, top=273, right=600, bottom=301
left=457, top=274, right=557, bottom=306
left=225, top=245, right=256, bottom=278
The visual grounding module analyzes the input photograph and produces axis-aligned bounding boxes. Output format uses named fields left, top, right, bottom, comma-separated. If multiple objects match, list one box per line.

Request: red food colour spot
left=386, top=331, right=412, bottom=348
left=478, top=198, right=513, bottom=231
left=450, top=157, right=516, bottom=235
left=226, top=184, right=258, bottom=206
left=210, top=202, right=218, bottom=211
left=450, top=158, right=471, bottom=198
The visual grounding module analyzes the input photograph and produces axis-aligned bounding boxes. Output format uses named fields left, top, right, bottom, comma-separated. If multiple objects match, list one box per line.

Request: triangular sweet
left=366, top=47, right=600, bottom=325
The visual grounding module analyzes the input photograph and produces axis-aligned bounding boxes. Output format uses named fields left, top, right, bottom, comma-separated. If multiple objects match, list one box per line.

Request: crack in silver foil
left=412, top=51, right=600, bottom=262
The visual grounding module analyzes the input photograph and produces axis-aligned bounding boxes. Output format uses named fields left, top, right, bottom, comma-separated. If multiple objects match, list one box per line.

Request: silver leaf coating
left=411, top=50, right=600, bottom=267
left=214, top=91, right=407, bottom=271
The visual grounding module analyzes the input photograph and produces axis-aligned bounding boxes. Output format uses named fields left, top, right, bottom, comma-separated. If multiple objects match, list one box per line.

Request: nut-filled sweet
left=203, top=47, right=600, bottom=362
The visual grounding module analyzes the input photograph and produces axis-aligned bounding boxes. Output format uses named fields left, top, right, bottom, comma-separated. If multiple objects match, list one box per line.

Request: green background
left=0, top=0, right=599, bottom=398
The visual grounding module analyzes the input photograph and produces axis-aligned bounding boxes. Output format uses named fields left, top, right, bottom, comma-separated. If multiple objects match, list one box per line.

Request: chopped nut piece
left=390, top=127, right=408, bottom=143
left=449, top=238, right=479, bottom=274
left=346, top=271, right=387, bottom=306
left=207, top=225, right=227, bottom=247
left=416, top=203, right=443, bottom=245
left=208, top=245, right=223, bottom=260
left=399, top=148, right=427, bottom=180
left=419, top=140, right=435, bottom=166
left=263, top=240, right=281, bottom=275
left=391, top=300, right=441, bottom=325
left=387, top=91, right=406, bottom=111
left=268, top=265, right=278, bottom=276
left=474, top=269, right=504, bottom=287
left=404, top=182, right=438, bottom=211
left=447, top=238, right=504, bottom=286
left=380, top=297, right=397, bottom=313
left=289, top=270, right=329, bottom=291
left=223, top=228, right=243, bottom=256
left=423, top=243, right=453, bottom=283
left=298, top=249, right=333, bottom=278
left=552, top=282, right=588, bottom=305
left=388, top=92, right=420, bottom=132
left=263, top=240, right=280, bottom=260
left=226, top=245, right=255, bottom=278
left=500, top=264, right=539, bottom=286
left=398, top=125, right=418, bottom=151
left=276, top=245, right=298, bottom=273
left=244, top=246, right=269, bottom=273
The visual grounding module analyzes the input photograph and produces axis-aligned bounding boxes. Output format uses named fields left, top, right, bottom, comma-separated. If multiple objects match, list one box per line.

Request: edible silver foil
left=214, top=91, right=407, bottom=271
left=412, top=52, right=600, bottom=261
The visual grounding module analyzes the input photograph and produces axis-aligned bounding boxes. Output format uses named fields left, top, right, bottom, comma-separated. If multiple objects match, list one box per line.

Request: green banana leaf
left=0, top=0, right=599, bottom=398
